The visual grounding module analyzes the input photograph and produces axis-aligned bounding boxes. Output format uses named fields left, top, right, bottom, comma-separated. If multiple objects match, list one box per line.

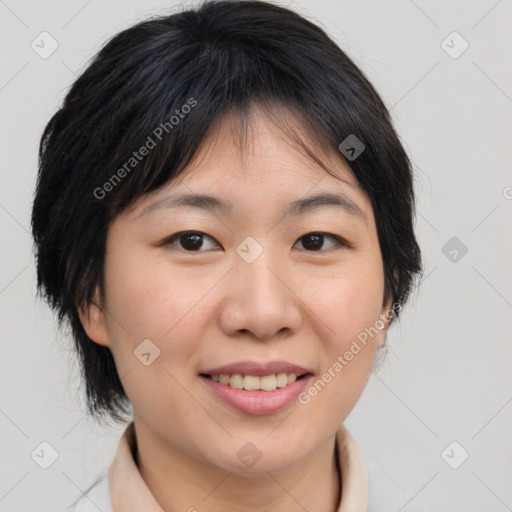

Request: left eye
left=293, top=232, right=347, bottom=251
left=163, top=231, right=348, bottom=252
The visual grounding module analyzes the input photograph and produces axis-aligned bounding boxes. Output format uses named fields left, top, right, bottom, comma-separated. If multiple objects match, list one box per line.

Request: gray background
left=1, top=0, right=511, bottom=510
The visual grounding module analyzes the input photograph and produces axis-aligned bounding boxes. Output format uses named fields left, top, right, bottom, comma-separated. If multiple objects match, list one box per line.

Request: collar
left=109, top=421, right=368, bottom=511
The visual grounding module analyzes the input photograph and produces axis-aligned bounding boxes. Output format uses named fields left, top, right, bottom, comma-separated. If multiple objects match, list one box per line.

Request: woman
left=31, top=1, right=423, bottom=510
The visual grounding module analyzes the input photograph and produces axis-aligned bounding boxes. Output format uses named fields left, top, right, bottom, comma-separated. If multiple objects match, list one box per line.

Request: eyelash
left=162, top=230, right=351, bottom=253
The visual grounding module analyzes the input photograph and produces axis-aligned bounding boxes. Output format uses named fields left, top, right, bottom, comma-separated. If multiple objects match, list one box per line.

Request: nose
left=218, top=246, right=303, bottom=341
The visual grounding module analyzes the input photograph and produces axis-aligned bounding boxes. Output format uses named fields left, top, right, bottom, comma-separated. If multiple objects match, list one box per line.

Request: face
left=81, top=106, right=393, bottom=475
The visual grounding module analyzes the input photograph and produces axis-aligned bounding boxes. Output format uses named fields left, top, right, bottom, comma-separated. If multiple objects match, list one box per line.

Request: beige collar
left=109, top=421, right=368, bottom=511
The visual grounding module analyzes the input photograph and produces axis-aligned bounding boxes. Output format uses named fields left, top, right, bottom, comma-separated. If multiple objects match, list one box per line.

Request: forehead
left=182, top=105, right=358, bottom=186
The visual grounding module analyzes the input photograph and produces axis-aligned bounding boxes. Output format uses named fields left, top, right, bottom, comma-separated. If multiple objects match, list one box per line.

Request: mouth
left=198, top=361, right=315, bottom=415
left=199, top=372, right=311, bottom=391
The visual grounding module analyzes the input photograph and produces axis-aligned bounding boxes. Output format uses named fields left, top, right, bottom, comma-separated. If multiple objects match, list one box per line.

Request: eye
left=163, top=230, right=349, bottom=253
left=293, top=232, right=348, bottom=252
left=164, top=231, right=219, bottom=252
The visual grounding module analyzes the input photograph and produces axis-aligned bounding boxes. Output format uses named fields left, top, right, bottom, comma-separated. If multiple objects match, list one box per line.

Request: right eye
left=163, top=231, right=221, bottom=252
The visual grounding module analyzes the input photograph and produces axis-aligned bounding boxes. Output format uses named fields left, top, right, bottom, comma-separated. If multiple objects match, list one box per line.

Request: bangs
left=78, top=40, right=364, bottom=220
left=112, top=98, right=358, bottom=219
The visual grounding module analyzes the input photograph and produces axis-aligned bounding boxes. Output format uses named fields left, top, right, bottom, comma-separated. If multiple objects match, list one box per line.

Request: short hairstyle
left=31, top=0, right=423, bottom=424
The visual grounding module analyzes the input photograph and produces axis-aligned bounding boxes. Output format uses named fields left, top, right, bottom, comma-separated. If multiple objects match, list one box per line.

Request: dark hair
left=31, top=0, right=423, bottom=424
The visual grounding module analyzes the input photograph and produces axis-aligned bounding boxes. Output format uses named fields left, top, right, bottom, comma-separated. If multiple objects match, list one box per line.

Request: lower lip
left=200, top=375, right=314, bottom=415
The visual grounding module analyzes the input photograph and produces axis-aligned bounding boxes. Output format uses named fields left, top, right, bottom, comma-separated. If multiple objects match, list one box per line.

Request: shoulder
left=64, top=469, right=113, bottom=512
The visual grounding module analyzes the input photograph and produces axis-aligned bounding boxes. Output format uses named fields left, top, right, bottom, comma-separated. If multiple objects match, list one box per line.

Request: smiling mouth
left=199, top=372, right=310, bottom=391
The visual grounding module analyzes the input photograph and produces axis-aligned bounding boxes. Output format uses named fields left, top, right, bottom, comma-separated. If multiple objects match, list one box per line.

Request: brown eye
left=165, top=231, right=219, bottom=252
left=163, top=230, right=349, bottom=253
left=294, top=232, right=347, bottom=252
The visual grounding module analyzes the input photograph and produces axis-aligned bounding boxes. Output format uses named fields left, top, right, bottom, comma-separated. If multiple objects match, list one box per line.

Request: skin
left=80, top=105, right=393, bottom=512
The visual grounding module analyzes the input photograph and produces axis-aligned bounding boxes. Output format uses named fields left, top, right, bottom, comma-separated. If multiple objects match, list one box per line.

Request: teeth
left=260, top=374, right=276, bottom=391
left=209, top=372, right=302, bottom=391
left=243, top=375, right=259, bottom=390
left=276, top=373, right=288, bottom=388
left=231, top=374, right=244, bottom=389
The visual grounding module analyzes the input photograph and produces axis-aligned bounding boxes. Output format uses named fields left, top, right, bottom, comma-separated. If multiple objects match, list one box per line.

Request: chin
left=204, top=439, right=305, bottom=476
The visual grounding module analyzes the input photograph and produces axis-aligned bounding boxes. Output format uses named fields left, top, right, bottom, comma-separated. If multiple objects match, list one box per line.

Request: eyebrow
left=137, top=191, right=366, bottom=223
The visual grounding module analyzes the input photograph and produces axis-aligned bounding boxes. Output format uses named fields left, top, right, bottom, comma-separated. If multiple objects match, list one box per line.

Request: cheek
left=311, top=265, right=384, bottom=349
left=102, top=242, right=207, bottom=364
left=101, top=247, right=207, bottom=422
left=303, top=264, right=384, bottom=410
left=104, top=235, right=174, bottom=329
left=301, top=289, right=381, bottom=424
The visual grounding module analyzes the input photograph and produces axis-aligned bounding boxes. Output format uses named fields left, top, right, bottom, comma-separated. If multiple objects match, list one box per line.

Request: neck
left=134, top=420, right=341, bottom=512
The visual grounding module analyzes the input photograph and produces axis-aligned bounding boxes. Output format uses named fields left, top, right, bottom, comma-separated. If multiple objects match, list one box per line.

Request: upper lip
left=200, top=361, right=314, bottom=377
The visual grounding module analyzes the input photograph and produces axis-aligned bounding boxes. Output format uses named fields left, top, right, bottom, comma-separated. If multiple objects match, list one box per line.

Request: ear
left=77, top=287, right=110, bottom=347
left=376, top=298, right=395, bottom=349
